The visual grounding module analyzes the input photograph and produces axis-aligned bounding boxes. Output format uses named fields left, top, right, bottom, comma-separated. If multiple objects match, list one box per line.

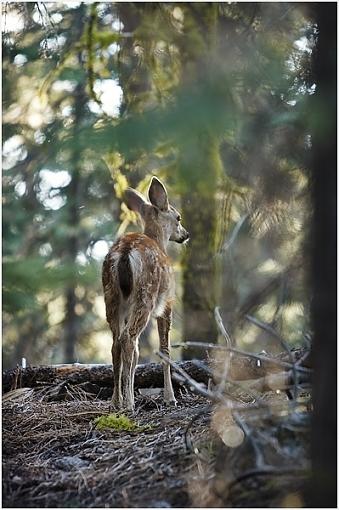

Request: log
left=2, top=361, right=206, bottom=394
left=2, top=349, right=310, bottom=395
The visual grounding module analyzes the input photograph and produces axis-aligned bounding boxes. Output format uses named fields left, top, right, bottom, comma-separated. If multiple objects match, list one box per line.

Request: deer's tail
left=117, top=247, right=133, bottom=299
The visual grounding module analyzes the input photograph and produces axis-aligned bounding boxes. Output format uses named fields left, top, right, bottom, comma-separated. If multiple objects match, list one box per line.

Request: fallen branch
left=173, top=342, right=311, bottom=373
left=3, top=347, right=311, bottom=396
left=3, top=361, right=209, bottom=394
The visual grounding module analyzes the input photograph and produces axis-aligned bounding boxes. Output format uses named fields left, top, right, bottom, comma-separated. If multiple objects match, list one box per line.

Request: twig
left=246, top=370, right=311, bottom=393
left=156, top=352, right=274, bottom=412
left=155, top=351, right=227, bottom=405
left=192, top=359, right=265, bottom=404
left=191, top=359, right=214, bottom=379
left=233, top=411, right=265, bottom=468
left=11, top=366, right=19, bottom=391
left=245, top=315, right=292, bottom=358
left=214, top=307, right=232, bottom=395
left=295, top=350, right=311, bottom=367
left=214, top=306, right=232, bottom=347
left=184, top=405, right=212, bottom=461
left=236, top=267, right=293, bottom=321
left=245, top=315, right=299, bottom=399
left=255, top=429, right=291, bottom=459
left=173, top=342, right=312, bottom=374
left=68, top=411, right=108, bottom=417
left=303, top=332, right=312, bottom=349
left=227, top=466, right=309, bottom=491
left=172, top=342, right=227, bottom=351
left=222, top=213, right=249, bottom=252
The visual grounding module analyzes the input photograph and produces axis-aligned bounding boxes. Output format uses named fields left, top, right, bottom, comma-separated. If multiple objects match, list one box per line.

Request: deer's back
left=102, top=233, right=173, bottom=317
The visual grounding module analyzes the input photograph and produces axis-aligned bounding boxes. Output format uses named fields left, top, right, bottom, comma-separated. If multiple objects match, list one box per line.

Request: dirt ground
left=2, top=378, right=310, bottom=508
left=3, top=387, right=213, bottom=508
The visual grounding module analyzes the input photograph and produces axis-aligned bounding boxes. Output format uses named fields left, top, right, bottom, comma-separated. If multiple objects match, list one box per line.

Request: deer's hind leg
left=121, top=308, right=151, bottom=411
left=111, top=331, right=122, bottom=408
left=103, top=282, right=122, bottom=408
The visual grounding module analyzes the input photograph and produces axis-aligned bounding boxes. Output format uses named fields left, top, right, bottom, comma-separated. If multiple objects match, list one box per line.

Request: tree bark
left=63, top=46, right=86, bottom=362
left=181, top=186, right=219, bottom=358
left=177, top=6, right=222, bottom=360
left=306, top=3, right=337, bottom=507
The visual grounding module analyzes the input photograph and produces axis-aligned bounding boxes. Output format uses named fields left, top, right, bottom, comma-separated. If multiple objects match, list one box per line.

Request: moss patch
left=94, top=413, right=153, bottom=432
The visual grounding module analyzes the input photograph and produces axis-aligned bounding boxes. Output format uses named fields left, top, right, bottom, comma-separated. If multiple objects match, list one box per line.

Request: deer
left=102, top=177, right=189, bottom=411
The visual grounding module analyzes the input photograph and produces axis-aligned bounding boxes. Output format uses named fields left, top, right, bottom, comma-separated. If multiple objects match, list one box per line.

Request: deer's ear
left=148, top=177, right=169, bottom=211
left=124, top=188, right=146, bottom=213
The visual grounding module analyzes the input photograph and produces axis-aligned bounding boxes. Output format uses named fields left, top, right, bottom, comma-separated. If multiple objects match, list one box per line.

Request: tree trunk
left=180, top=132, right=222, bottom=359
left=181, top=190, right=219, bottom=357
left=305, top=3, right=337, bottom=507
left=178, top=7, right=223, bottom=359
left=64, top=288, right=78, bottom=362
left=63, top=50, right=86, bottom=362
left=117, top=3, right=152, bottom=116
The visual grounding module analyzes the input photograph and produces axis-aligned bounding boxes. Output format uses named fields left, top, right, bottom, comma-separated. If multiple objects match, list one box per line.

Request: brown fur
left=102, top=178, right=189, bottom=410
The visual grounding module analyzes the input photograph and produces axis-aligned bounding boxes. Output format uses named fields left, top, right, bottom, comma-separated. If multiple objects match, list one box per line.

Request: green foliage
left=2, top=2, right=315, bottom=366
left=2, top=3, right=120, bottom=367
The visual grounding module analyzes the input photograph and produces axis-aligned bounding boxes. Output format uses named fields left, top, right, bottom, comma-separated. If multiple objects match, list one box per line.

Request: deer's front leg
left=157, top=306, right=176, bottom=405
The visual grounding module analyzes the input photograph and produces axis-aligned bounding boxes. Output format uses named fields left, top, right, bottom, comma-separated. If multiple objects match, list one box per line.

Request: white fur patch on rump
left=128, top=249, right=143, bottom=277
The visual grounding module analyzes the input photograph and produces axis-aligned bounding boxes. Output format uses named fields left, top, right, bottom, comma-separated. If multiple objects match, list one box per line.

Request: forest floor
left=3, top=377, right=310, bottom=508
left=3, top=388, right=214, bottom=508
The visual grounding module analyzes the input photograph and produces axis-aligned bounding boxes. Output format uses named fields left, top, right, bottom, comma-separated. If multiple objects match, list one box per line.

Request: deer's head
left=124, top=177, right=189, bottom=250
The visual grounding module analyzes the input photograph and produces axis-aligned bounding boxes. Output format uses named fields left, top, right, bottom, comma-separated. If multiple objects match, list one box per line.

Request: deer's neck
left=144, top=224, right=168, bottom=254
